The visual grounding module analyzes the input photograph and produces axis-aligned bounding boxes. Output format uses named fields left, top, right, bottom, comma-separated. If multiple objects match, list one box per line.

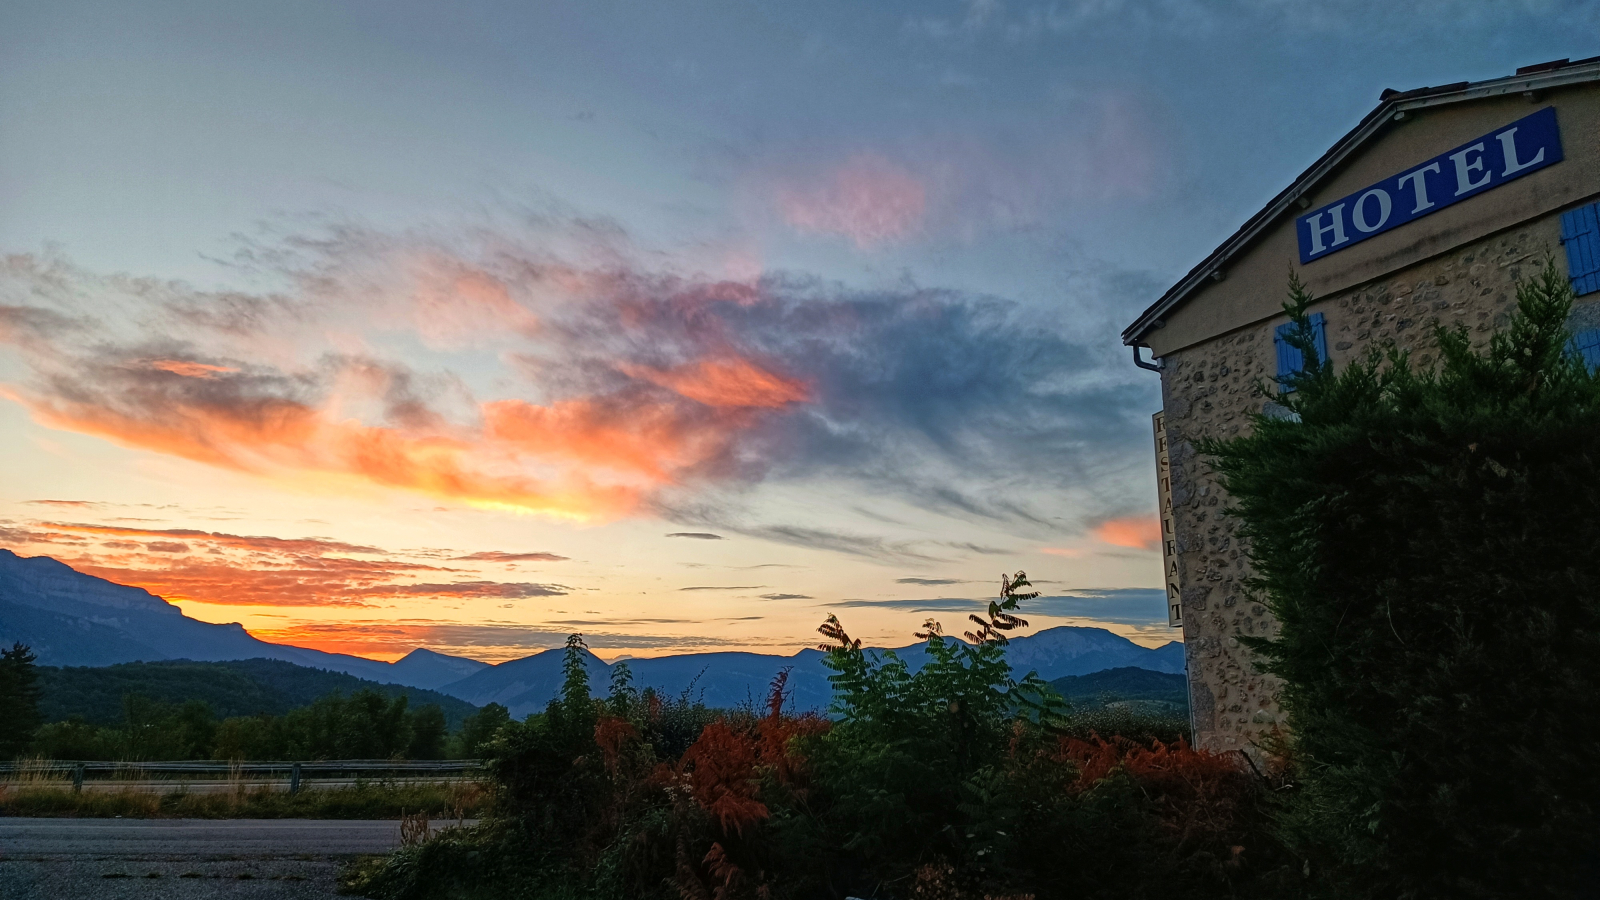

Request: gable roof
left=1122, top=57, right=1600, bottom=348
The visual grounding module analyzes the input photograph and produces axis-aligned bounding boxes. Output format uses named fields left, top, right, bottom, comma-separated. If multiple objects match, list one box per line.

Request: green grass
left=0, top=779, right=486, bottom=819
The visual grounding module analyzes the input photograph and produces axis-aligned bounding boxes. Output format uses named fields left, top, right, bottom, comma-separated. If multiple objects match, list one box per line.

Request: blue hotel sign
left=1297, top=107, right=1563, bottom=263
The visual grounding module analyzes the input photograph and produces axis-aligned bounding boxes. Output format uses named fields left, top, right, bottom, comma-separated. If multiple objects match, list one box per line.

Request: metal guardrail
left=1, top=760, right=481, bottom=775
left=0, top=760, right=484, bottom=794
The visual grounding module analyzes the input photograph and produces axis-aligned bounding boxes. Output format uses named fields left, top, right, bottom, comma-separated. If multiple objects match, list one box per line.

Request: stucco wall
left=1160, top=214, right=1588, bottom=753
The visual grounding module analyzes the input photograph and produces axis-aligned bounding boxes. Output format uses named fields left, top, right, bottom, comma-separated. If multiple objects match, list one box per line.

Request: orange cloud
left=1091, top=516, right=1161, bottom=551
left=10, top=385, right=640, bottom=521
left=5, top=521, right=572, bottom=608
left=777, top=154, right=927, bottom=248
left=485, top=393, right=748, bottom=485
left=624, top=357, right=808, bottom=409
left=37, top=522, right=383, bottom=556
left=148, top=360, right=238, bottom=378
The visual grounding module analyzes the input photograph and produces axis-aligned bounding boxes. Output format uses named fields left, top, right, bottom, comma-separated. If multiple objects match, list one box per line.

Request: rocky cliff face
left=0, top=549, right=178, bottom=616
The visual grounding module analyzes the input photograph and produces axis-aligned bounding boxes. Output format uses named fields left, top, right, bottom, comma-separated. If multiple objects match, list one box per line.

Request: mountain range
left=0, top=548, right=1184, bottom=716
left=440, top=633, right=1186, bottom=718
left=0, top=548, right=490, bottom=687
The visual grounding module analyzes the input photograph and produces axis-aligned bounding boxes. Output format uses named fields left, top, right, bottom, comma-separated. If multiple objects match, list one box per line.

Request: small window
left=1274, top=312, right=1328, bottom=392
left=1560, top=203, right=1600, bottom=296
left=1571, top=328, right=1600, bottom=372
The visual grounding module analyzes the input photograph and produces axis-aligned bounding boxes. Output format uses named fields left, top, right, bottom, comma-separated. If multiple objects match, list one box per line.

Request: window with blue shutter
left=1561, top=203, right=1600, bottom=296
left=1274, top=312, right=1328, bottom=392
left=1571, top=328, right=1600, bottom=372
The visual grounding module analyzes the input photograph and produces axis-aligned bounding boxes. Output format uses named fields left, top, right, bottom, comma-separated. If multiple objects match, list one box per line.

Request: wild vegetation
left=27, top=689, right=456, bottom=761
left=349, top=575, right=1280, bottom=900
left=1, top=649, right=514, bottom=762
left=0, top=778, right=486, bottom=820
left=1197, top=259, right=1600, bottom=899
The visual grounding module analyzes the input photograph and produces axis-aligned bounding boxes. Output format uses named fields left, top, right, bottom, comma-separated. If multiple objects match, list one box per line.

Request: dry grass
left=0, top=779, right=487, bottom=819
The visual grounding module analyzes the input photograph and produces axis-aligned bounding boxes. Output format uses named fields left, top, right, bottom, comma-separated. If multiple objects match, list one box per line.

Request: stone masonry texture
left=1158, top=217, right=1591, bottom=754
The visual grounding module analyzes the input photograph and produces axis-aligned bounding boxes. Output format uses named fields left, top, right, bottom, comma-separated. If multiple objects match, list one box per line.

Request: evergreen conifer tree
left=0, top=643, right=43, bottom=759
left=1201, top=259, right=1600, bottom=898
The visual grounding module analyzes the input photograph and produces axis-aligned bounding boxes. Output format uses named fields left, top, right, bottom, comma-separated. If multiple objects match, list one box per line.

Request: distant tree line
left=0, top=643, right=514, bottom=762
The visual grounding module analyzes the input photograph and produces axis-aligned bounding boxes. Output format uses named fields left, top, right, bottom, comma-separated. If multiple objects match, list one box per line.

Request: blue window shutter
left=1561, top=203, right=1600, bottom=296
left=1275, top=312, right=1328, bottom=392
left=1275, top=322, right=1302, bottom=390
left=1571, top=328, right=1600, bottom=372
left=1310, top=312, right=1329, bottom=364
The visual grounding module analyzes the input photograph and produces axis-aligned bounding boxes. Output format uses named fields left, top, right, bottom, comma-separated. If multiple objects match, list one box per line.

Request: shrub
left=343, top=577, right=1285, bottom=900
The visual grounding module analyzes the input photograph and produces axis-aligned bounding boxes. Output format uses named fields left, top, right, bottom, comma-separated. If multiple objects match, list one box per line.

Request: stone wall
left=1157, top=215, right=1579, bottom=753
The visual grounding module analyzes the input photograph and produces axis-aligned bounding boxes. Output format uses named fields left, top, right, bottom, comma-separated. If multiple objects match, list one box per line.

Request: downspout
left=1132, top=344, right=1163, bottom=371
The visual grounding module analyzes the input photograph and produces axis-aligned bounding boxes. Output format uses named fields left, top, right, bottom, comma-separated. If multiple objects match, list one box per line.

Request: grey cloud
left=1029, top=589, right=1168, bottom=625
left=824, top=597, right=977, bottom=610
left=821, top=588, right=1167, bottom=627
left=323, top=622, right=752, bottom=653
left=679, top=585, right=766, bottom=592
left=896, top=577, right=965, bottom=585
left=666, top=532, right=724, bottom=540
left=357, top=581, right=570, bottom=599
left=453, top=550, right=571, bottom=562
left=548, top=617, right=698, bottom=626
left=758, top=593, right=812, bottom=600
left=906, top=0, right=1575, bottom=42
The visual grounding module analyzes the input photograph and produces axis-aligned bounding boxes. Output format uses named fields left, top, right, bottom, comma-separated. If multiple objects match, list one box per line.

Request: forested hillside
left=38, top=658, right=479, bottom=730
left=1048, top=666, right=1189, bottom=710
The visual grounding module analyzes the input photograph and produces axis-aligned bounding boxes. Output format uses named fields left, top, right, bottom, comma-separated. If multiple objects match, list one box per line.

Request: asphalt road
left=0, top=818, right=403, bottom=899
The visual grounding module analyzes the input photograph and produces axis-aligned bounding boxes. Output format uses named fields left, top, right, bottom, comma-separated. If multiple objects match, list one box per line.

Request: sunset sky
left=0, top=2, right=1585, bottom=662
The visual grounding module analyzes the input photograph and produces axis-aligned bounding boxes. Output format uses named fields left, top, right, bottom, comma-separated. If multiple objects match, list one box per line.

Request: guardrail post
left=72, top=763, right=84, bottom=793
left=290, top=762, right=301, bottom=795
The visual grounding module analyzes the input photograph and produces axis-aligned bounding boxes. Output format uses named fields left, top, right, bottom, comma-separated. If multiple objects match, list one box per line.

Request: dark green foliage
left=30, top=688, right=459, bottom=761
left=1201, top=259, right=1600, bottom=899
left=458, top=703, right=512, bottom=758
left=1045, top=667, right=1191, bottom=747
left=0, top=643, right=43, bottom=758
left=481, top=634, right=605, bottom=854
left=35, top=658, right=477, bottom=729
left=211, top=689, right=418, bottom=761
left=5, top=779, right=485, bottom=820
left=407, top=704, right=449, bottom=760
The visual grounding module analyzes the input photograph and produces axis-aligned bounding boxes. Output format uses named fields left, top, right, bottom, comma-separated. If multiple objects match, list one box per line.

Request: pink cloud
left=1091, top=516, right=1161, bottom=551
left=148, top=360, right=238, bottom=378
left=776, top=154, right=927, bottom=248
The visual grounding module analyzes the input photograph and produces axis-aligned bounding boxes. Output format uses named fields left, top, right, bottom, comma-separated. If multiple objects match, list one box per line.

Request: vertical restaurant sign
left=1298, top=106, right=1562, bottom=264
left=1153, top=411, right=1180, bottom=628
